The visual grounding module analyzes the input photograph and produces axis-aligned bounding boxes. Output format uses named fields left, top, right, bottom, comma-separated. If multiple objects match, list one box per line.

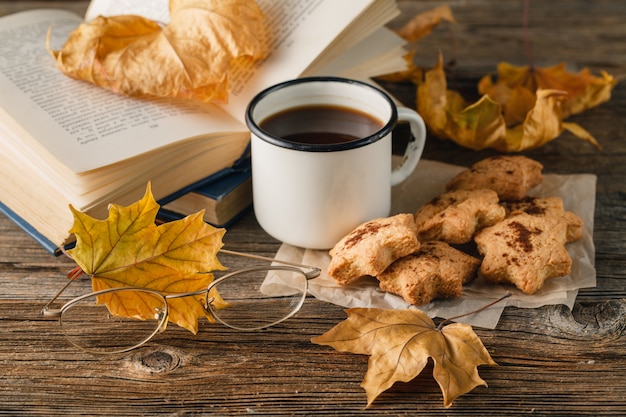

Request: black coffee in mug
left=259, top=104, right=384, bottom=145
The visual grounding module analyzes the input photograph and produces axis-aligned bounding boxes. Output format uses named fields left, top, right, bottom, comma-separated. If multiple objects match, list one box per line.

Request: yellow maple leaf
left=67, top=183, right=227, bottom=333
left=50, top=0, right=268, bottom=103
left=312, top=308, right=496, bottom=408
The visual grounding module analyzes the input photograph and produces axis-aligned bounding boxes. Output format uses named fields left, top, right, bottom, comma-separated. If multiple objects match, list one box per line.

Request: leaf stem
left=437, top=292, right=512, bottom=330
left=67, top=265, right=84, bottom=280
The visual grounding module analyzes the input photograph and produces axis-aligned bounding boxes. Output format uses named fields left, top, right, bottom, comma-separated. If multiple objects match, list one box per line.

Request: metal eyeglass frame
left=41, top=249, right=321, bottom=354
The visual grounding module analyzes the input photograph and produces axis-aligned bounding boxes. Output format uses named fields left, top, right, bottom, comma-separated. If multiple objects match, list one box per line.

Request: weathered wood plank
left=1, top=0, right=625, bottom=415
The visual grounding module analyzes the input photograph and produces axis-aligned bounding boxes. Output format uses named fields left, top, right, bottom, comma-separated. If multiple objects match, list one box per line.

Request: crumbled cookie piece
left=474, top=212, right=572, bottom=294
left=377, top=241, right=480, bottom=305
left=505, top=196, right=583, bottom=242
left=414, top=189, right=506, bottom=244
left=327, top=213, right=420, bottom=285
left=446, top=156, right=544, bottom=201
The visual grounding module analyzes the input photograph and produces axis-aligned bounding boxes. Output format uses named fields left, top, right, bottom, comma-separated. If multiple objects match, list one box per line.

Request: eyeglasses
left=41, top=249, right=320, bottom=354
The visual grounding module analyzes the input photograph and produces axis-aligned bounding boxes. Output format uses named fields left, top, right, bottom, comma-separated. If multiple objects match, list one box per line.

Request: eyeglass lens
left=59, top=288, right=167, bottom=354
left=207, top=266, right=308, bottom=331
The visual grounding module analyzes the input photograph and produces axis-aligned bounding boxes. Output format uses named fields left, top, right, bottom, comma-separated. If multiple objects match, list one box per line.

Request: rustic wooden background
left=1, top=0, right=625, bottom=415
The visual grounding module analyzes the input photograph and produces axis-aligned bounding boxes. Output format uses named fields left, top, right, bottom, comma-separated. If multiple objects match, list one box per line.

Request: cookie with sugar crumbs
left=474, top=212, right=572, bottom=295
left=414, top=189, right=506, bottom=244
left=377, top=241, right=480, bottom=305
left=504, top=196, right=583, bottom=242
left=327, top=213, right=420, bottom=285
left=446, top=155, right=544, bottom=201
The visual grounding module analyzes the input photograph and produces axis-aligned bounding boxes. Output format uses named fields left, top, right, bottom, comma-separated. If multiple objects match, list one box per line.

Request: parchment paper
left=268, top=159, right=597, bottom=329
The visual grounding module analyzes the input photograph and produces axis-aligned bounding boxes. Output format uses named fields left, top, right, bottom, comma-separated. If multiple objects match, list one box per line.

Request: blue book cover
left=159, top=155, right=252, bottom=227
left=188, top=155, right=250, bottom=201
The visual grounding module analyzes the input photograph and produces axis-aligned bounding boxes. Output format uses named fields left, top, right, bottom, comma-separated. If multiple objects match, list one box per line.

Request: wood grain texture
left=1, top=0, right=625, bottom=415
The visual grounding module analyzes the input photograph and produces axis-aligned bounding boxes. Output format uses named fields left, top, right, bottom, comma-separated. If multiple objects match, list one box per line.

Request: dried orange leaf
left=478, top=75, right=537, bottom=126
left=447, top=94, right=507, bottom=151
left=480, top=62, right=617, bottom=118
left=563, top=121, right=603, bottom=150
left=396, top=5, right=456, bottom=42
left=418, top=54, right=609, bottom=151
left=501, top=88, right=566, bottom=152
left=417, top=54, right=506, bottom=151
left=312, top=308, right=496, bottom=408
left=67, top=183, right=227, bottom=333
left=415, top=53, right=451, bottom=136
left=377, top=6, right=454, bottom=83
left=50, top=0, right=267, bottom=103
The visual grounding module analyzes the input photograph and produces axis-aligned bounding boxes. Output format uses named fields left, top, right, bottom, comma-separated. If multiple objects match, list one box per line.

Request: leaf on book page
left=67, top=183, right=228, bottom=333
left=49, top=0, right=268, bottom=103
left=312, top=308, right=496, bottom=408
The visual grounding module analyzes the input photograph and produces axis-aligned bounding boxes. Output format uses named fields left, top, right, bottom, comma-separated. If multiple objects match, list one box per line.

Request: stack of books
left=0, top=0, right=407, bottom=254
left=159, top=152, right=252, bottom=228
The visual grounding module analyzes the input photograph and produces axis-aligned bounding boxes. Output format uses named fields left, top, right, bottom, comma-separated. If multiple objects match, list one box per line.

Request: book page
left=0, top=10, right=244, bottom=174
left=221, top=0, right=396, bottom=121
left=85, top=0, right=169, bottom=22
left=314, top=27, right=406, bottom=80
left=300, top=0, right=400, bottom=77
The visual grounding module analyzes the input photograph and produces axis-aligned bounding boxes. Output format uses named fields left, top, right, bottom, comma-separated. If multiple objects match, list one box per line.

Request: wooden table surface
left=1, top=1, right=625, bottom=415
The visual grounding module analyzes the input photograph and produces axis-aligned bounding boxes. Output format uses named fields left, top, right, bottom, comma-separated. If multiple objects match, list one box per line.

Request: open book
left=0, top=0, right=406, bottom=254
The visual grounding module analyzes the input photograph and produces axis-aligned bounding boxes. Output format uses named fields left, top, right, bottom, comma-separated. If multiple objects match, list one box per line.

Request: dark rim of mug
left=245, top=76, right=397, bottom=152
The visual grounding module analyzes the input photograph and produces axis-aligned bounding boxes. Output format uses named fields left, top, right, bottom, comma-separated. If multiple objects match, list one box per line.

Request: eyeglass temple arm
left=41, top=267, right=83, bottom=317
left=219, top=249, right=321, bottom=279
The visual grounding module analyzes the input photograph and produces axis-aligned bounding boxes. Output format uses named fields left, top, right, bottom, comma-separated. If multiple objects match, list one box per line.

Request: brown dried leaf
left=377, top=6, right=454, bottom=83
left=312, top=308, right=496, bottom=408
left=562, top=121, right=602, bottom=149
left=479, top=62, right=617, bottom=118
left=396, top=5, right=456, bottom=42
left=50, top=0, right=268, bottom=103
left=501, top=88, right=566, bottom=152
left=417, top=54, right=506, bottom=151
left=417, top=54, right=612, bottom=151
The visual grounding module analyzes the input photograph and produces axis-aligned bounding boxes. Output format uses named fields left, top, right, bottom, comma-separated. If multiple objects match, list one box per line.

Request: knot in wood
left=548, top=301, right=626, bottom=341
left=133, top=349, right=181, bottom=374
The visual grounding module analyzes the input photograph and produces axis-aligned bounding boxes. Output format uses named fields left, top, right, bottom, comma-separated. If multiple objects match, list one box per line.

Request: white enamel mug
left=246, top=77, right=426, bottom=249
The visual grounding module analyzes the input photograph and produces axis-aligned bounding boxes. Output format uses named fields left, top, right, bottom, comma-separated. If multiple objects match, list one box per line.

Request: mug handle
left=391, top=107, right=427, bottom=186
